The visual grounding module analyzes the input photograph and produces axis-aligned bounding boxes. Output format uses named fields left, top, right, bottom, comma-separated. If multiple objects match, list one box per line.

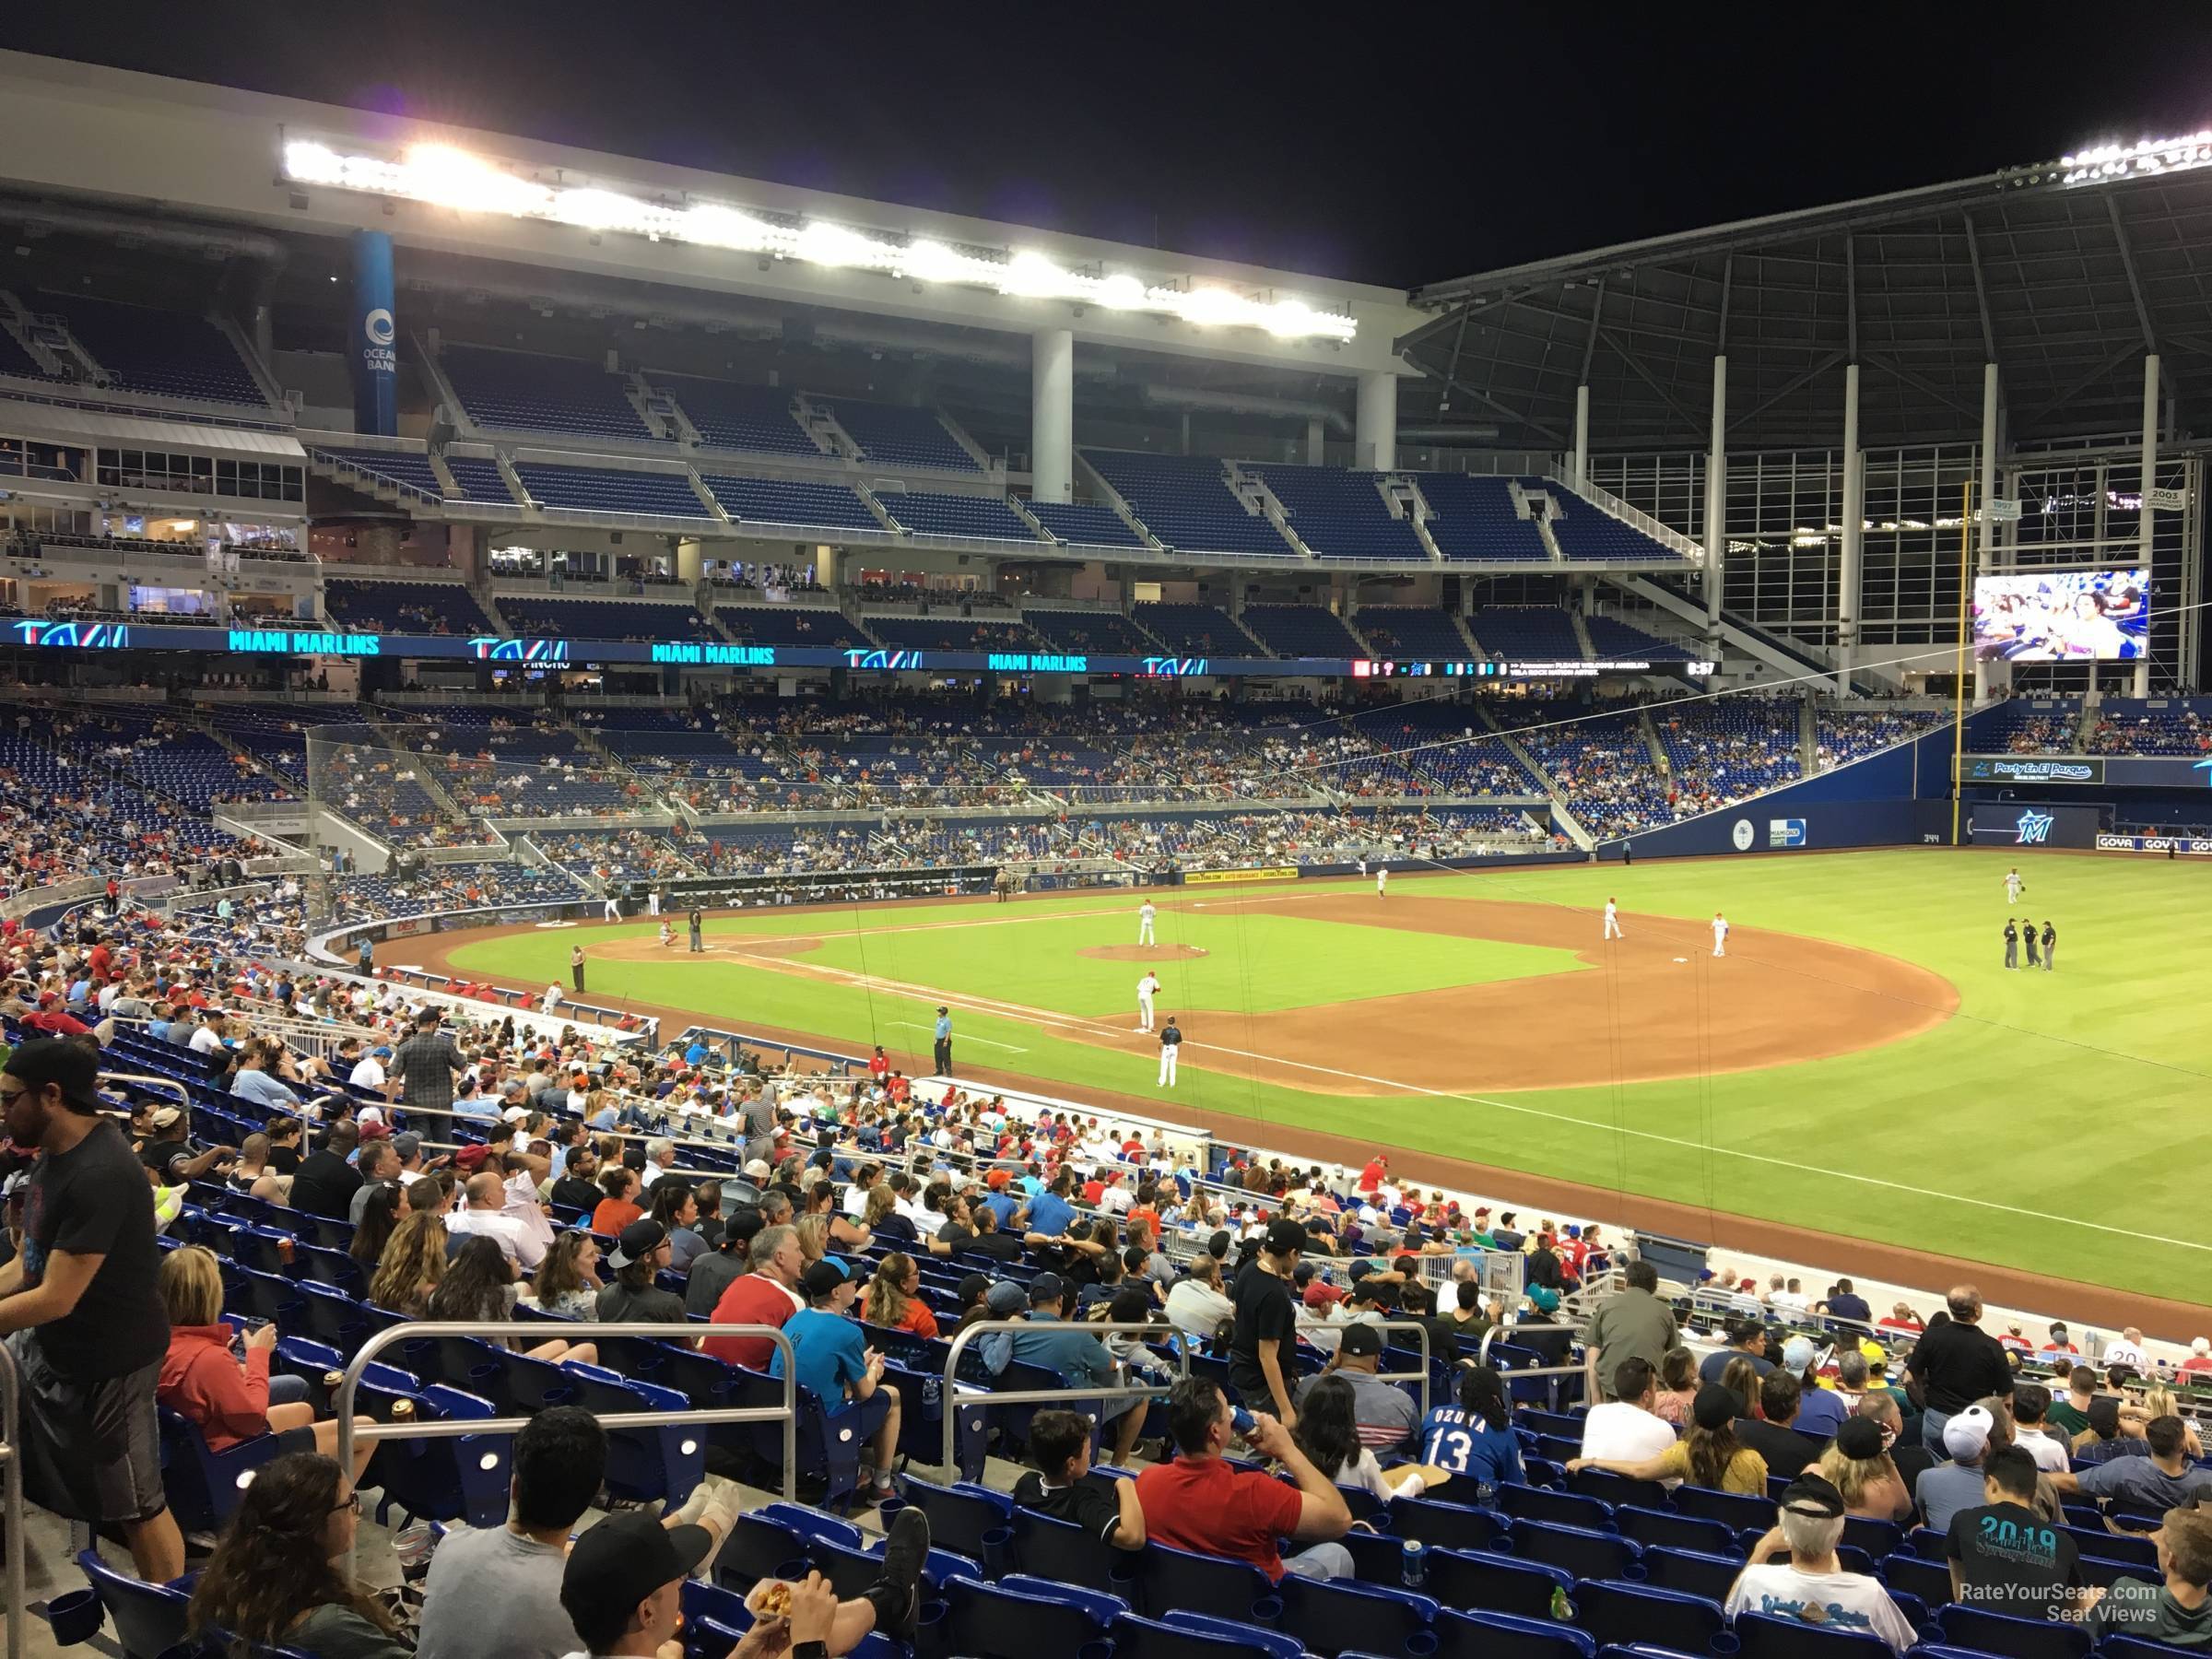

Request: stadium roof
left=1397, top=153, right=2212, bottom=454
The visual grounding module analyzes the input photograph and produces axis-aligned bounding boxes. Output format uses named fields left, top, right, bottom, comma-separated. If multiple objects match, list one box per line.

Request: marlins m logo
left=2015, top=808, right=2054, bottom=845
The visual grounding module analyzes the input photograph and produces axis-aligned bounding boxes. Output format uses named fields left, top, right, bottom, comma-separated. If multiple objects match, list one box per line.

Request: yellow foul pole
left=1950, top=479, right=1972, bottom=845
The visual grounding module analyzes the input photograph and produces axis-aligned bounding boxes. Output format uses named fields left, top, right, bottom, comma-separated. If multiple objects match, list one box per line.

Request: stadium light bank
left=280, top=137, right=1358, bottom=343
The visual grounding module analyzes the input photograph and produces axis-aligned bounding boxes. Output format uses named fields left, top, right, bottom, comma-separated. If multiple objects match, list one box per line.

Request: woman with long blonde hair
left=1814, top=1415, right=1911, bottom=1519
left=794, top=1212, right=830, bottom=1265
left=368, top=1211, right=448, bottom=1316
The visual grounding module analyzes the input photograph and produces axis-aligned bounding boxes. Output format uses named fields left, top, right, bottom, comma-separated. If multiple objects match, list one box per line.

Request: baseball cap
left=956, top=1272, right=991, bottom=1308
left=371, top=1045, right=394, bottom=1058
left=560, top=1510, right=712, bottom=1632
left=801, top=1259, right=852, bottom=1299
left=1692, top=1382, right=1740, bottom=1431
left=984, top=1280, right=1028, bottom=1316
left=1782, top=1335, right=1818, bottom=1371
left=1943, top=1405, right=1996, bottom=1460
left=742, top=1159, right=772, bottom=1179
left=1835, top=1417, right=1887, bottom=1460
left=1779, top=1472, right=1847, bottom=1519
left=1029, top=1272, right=1067, bottom=1306
left=1338, top=1323, right=1384, bottom=1358
left=1265, top=1218, right=1306, bottom=1255
left=3, top=1039, right=104, bottom=1113
left=608, top=1219, right=668, bottom=1272
left=148, top=1105, right=182, bottom=1130
left=1303, top=1278, right=1347, bottom=1308
left=1526, top=1285, right=1560, bottom=1314
left=392, top=1132, right=422, bottom=1161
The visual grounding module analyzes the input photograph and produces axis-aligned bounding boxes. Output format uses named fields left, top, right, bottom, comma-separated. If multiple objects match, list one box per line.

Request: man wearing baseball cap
left=0, top=1038, right=184, bottom=1581
left=1298, top=1322, right=1418, bottom=1453
left=1724, top=1471, right=1916, bottom=1653
left=1917, top=1402, right=2002, bottom=1533
left=1229, top=1217, right=1306, bottom=1426
left=771, top=1258, right=901, bottom=1506
left=1008, top=1272, right=1146, bottom=1466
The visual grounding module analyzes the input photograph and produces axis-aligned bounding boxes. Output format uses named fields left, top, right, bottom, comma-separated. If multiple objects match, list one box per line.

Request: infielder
left=1157, top=1016, right=1183, bottom=1088
left=1376, top=865, right=1388, bottom=900
left=1603, top=898, right=1623, bottom=940
left=2005, top=867, right=2024, bottom=905
left=1137, top=899, right=1157, bottom=947
left=603, top=892, right=622, bottom=922
left=1711, top=911, right=1729, bottom=958
left=1135, top=970, right=1160, bottom=1033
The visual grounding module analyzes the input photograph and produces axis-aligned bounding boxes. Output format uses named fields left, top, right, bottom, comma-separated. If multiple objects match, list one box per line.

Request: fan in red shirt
left=868, top=1046, right=890, bottom=1084
left=1357, top=1156, right=1388, bottom=1196
left=1134, top=1379, right=1353, bottom=1583
left=703, top=1226, right=806, bottom=1369
left=26, top=994, right=91, bottom=1037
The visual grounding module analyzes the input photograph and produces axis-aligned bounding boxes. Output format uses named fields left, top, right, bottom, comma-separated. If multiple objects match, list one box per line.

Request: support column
left=1571, top=384, right=1591, bottom=488
left=675, top=536, right=704, bottom=585
left=1305, top=416, right=1325, bottom=466
left=1974, top=364, right=2000, bottom=704
left=1356, top=371, right=1397, bottom=473
left=1838, top=363, right=1862, bottom=696
left=1703, top=356, right=1726, bottom=637
left=1030, top=327, right=1074, bottom=504
left=2136, top=354, right=2159, bottom=697
left=348, top=229, right=397, bottom=437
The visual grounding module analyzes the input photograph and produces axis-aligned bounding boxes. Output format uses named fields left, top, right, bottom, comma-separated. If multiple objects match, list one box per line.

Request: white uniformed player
left=1135, top=970, right=1159, bottom=1033
left=1376, top=865, right=1388, bottom=900
left=1604, top=898, right=1623, bottom=940
left=2005, top=867, right=2024, bottom=905
left=1137, top=899, right=1157, bottom=946
left=1157, top=1016, right=1183, bottom=1088
left=1712, top=912, right=1729, bottom=958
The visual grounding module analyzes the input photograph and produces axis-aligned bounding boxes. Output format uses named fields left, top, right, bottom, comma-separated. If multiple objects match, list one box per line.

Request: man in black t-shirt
left=953, top=1206, right=1026, bottom=1265
left=1735, top=1370, right=1820, bottom=1479
left=1947, top=1445, right=2083, bottom=1620
left=1229, top=1218, right=1305, bottom=1424
left=1012, top=1408, right=1146, bottom=1551
left=288, top=1118, right=365, bottom=1220
left=1906, top=1287, right=2016, bottom=1449
left=0, top=1040, right=183, bottom=1581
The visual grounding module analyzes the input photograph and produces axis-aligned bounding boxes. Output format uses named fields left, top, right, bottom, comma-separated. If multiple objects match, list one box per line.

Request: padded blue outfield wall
left=1610, top=718, right=1978, bottom=861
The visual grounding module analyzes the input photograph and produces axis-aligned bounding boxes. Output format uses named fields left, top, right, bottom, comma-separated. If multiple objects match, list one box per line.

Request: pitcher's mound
left=1079, top=943, right=1210, bottom=962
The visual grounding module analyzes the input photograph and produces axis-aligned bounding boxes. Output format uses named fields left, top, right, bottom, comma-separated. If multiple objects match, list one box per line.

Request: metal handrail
left=1, top=1338, right=22, bottom=1659
left=334, top=1317, right=801, bottom=1559
left=939, top=1318, right=1189, bottom=1474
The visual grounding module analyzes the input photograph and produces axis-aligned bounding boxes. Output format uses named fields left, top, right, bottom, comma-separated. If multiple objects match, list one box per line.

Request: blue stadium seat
left=895, top=1475, right=1014, bottom=1564
left=1926, top=1605, right=2090, bottom=1659
left=1111, top=1610, right=1304, bottom=1659
left=1615, top=1505, right=1738, bottom=1556
left=1012, top=1501, right=1128, bottom=1593
left=1028, top=499, right=1148, bottom=549
left=1273, top=1572, right=1437, bottom=1658
left=1571, top=1580, right=1728, bottom=1654
left=1430, top=1607, right=1597, bottom=1659
left=1136, top=1543, right=1281, bottom=1623
left=937, top=1574, right=1123, bottom=1659
left=1508, top=1518, right=1641, bottom=1583
left=1392, top=1495, right=1513, bottom=1553
left=1877, top=1551, right=1952, bottom=1608
left=157, top=1406, right=287, bottom=1532
left=1732, top=1609, right=1893, bottom=1659
left=1423, top=1547, right=1571, bottom=1620
left=1638, top=1547, right=1746, bottom=1606
left=70, top=1547, right=193, bottom=1658
left=712, top=1514, right=817, bottom=1594
left=1498, top=1481, right=1616, bottom=1532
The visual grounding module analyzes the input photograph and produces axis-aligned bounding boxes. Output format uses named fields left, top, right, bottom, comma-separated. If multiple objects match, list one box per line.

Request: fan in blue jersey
left=1418, top=1364, right=1524, bottom=1494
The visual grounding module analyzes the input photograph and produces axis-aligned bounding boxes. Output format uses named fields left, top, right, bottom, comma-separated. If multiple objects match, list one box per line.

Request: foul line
left=886, top=1019, right=1027, bottom=1053
left=719, top=926, right=2212, bottom=1258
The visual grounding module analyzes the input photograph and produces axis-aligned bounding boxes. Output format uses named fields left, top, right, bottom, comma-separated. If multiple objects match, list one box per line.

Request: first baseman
left=1711, top=912, right=1729, bottom=958
left=1603, top=898, right=1623, bottom=940
left=1135, top=970, right=1159, bottom=1033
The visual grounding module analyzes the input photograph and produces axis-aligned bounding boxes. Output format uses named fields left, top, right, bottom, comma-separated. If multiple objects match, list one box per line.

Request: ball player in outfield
left=2006, top=866, right=2024, bottom=905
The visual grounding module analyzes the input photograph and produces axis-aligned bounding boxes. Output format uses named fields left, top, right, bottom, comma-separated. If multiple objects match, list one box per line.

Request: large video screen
left=1972, top=568, right=2149, bottom=662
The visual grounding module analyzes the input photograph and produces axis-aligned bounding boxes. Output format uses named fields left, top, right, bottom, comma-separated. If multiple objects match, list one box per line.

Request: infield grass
left=444, top=848, right=2212, bottom=1302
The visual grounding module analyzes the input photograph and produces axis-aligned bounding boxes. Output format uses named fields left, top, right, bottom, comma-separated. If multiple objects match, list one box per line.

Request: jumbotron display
left=1971, top=568, right=2149, bottom=662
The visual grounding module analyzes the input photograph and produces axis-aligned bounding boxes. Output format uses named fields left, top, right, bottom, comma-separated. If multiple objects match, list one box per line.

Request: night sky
left=14, top=3, right=2212, bottom=287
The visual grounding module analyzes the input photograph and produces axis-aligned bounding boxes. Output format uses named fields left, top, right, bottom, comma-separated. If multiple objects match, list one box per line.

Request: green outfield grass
left=444, top=849, right=2212, bottom=1302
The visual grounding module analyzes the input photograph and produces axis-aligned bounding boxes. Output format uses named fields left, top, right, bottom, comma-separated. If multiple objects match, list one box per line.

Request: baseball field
left=425, top=847, right=2212, bottom=1307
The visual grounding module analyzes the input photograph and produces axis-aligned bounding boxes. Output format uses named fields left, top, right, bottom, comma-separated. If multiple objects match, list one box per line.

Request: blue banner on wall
left=350, top=229, right=397, bottom=436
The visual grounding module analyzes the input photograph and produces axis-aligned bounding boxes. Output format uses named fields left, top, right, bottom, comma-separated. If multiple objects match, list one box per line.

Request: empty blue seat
left=937, top=1574, right=1122, bottom=1659
left=1137, top=1542, right=1280, bottom=1623
left=1423, top=1547, right=1571, bottom=1621
left=1928, top=1605, right=2090, bottom=1659
left=1639, top=1546, right=1746, bottom=1606
left=1668, top=1485, right=1774, bottom=1532
left=1572, top=1580, right=1727, bottom=1654
left=1616, top=1505, right=1737, bottom=1556
left=1568, top=1468, right=1673, bottom=1511
left=1274, top=1572, right=1436, bottom=1658
left=70, top=1547, right=193, bottom=1658
left=1112, top=1610, right=1303, bottom=1659
left=1878, top=1552, right=1952, bottom=1607
left=1012, top=1503, right=1128, bottom=1593
left=1500, top=1481, right=1616, bottom=1532
left=896, top=1475, right=1014, bottom=1564
left=1733, top=1609, right=1894, bottom=1659
left=1429, top=1607, right=1597, bottom=1659
left=1510, top=1519, right=1641, bottom=1583
left=1393, top=1495, right=1512, bottom=1553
